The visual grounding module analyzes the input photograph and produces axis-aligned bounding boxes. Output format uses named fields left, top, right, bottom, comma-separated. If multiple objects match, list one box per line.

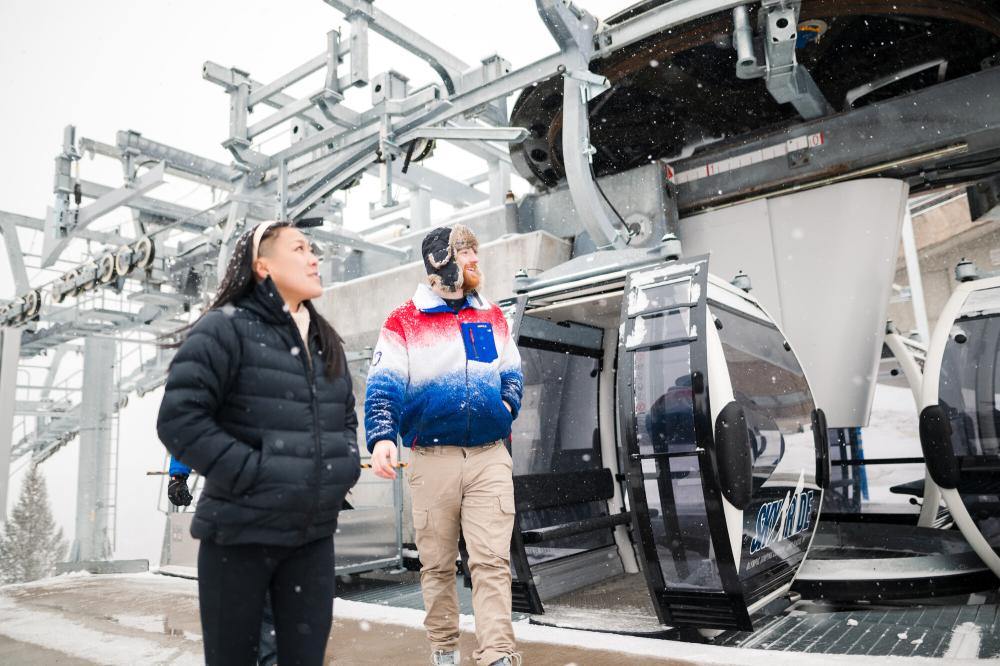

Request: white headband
left=251, top=221, right=279, bottom=263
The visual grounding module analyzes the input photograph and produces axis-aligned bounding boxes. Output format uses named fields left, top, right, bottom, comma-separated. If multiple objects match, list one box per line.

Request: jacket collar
left=238, top=277, right=316, bottom=341
left=413, top=282, right=490, bottom=313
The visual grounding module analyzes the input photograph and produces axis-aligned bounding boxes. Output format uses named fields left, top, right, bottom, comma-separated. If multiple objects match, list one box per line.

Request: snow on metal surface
left=944, top=622, right=985, bottom=660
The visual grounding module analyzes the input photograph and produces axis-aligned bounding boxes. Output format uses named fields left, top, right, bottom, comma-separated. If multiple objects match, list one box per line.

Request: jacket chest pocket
left=460, top=322, right=498, bottom=363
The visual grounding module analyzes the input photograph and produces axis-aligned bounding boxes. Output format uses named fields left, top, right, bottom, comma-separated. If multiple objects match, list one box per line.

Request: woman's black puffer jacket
left=157, top=278, right=361, bottom=546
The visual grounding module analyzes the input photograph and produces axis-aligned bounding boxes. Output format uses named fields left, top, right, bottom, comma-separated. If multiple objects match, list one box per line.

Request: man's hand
left=167, top=474, right=193, bottom=507
left=371, top=440, right=399, bottom=480
left=503, top=400, right=512, bottom=413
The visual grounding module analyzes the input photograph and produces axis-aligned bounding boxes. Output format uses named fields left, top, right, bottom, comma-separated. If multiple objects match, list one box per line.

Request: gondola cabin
left=503, top=250, right=827, bottom=631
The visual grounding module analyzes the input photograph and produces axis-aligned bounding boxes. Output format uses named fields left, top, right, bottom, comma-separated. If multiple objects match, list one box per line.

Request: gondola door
left=503, top=292, right=628, bottom=613
left=618, top=258, right=825, bottom=630
left=617, top=256, right=748, bottom=628
left=500, top=296, right=545, bottom=613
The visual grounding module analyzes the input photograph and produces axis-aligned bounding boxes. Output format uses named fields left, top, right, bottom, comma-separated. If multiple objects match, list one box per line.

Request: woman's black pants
left=197, top=536, right=335, bottom=666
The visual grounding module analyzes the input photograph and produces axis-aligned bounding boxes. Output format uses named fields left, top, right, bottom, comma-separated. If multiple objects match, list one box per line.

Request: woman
left=157, top=220, right=360, bottom=665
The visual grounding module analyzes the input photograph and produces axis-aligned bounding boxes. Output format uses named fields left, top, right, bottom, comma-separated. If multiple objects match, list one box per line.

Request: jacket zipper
left=288, top=311, right=322, bottom=541
left=303, top=363, right=321, bottom=540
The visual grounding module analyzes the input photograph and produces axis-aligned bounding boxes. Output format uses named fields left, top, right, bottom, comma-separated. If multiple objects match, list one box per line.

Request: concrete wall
left=316, top=230, right=572, bottom=351
left=888, top=197, right=1000, bottom=337
left=340, top=204, right=517, bottom=280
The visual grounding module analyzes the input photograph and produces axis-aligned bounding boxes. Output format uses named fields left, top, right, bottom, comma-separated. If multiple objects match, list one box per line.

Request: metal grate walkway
left=716, top=603, right=1000, bottom=658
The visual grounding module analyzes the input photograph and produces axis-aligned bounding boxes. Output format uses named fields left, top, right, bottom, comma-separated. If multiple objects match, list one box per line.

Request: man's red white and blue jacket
left=364, top=283, right=523, bottom=452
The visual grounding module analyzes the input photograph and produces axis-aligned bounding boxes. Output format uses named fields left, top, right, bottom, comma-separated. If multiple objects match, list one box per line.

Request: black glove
left=167, top=474, right=193, bottom=507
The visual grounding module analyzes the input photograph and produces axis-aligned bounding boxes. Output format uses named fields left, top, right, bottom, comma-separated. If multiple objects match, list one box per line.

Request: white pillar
left=409, top=187, right=431, bottom=230
left=901, top=209, right=931, bottom=344
left=487, top=158, right=511, bottom=207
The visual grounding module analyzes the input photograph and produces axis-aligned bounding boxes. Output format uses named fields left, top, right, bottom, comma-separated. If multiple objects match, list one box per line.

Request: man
left=365, top=224, right=523, bottom=666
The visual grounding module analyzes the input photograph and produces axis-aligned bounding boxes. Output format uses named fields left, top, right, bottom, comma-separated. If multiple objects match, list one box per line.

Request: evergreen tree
left=0, top=464, right=67, bottom=584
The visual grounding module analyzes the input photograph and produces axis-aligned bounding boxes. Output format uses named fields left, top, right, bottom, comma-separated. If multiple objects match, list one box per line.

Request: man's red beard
left=463, top=265, right=481, bottom=291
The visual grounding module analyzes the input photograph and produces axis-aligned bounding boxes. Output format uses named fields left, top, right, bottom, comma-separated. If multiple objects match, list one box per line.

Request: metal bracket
left=222, top=137, right=271, bottom=171
left=324, top=0, right=467, bottom=95
left=42, top=161, right=167, bottom=267
left=459, top=54, right=513, bottom=124
left=760, top=2, right=832, bottom=118
left=536, top=0, right=599, bottom=60
left=565, top=69, right=611, bottom=107
left=379, top=115, right=400, bottom=207
left=537, top=0, right=627, bottom=250
left=730, top=2, right=831, bottom=118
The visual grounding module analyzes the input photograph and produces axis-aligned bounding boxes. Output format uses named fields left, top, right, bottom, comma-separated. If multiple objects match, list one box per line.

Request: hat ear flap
left=425, top=244, right=453, bottom=270
left=435, top=261, right=462, bottom=289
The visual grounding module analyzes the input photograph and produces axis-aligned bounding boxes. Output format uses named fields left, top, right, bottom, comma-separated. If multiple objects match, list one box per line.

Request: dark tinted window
left=631, top=342, right=722, bottom=590
left=514, top=316, right=610, bottom=564
left=939, top=315, right=1000, bottom=458
left=713, top=306, right=816, bottom=486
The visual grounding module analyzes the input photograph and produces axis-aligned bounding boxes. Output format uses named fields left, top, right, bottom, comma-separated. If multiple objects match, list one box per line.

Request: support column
left=487, top=158, right=510, bottom=207
left=901, top=209, right=931, bottom=343
left=408, top=186, right=430, bottom=230
left=72, top=337, right=117, bottom=561
left=0, top=328, right=21, bottom=520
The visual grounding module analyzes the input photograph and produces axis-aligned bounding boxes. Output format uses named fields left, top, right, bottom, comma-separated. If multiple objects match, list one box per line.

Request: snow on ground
left=0, top=592, right=201, bottom=666
left=0, top=572, right=994, bottom=665
left=860, top=383, right=925, bottom=506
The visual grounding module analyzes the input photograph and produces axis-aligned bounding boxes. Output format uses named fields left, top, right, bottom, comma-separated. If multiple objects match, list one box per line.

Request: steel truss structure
left=1, top=0, right=1000, bottom=565
left=0, top=1, right=736, bottom=558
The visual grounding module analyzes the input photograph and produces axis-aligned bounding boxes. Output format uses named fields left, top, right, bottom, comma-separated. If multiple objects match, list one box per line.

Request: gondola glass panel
left=713, top=305, right=820, bottom=599
left=628, top=277, right=692, bottom=315
left=620, top=259, right=733, bottom=620
left=632, top=342, right=722, bottom=589
left=939, top=314, right=1000, bottom=458
left=626, top=309, right=693, bottom=350
left=514, top=316, right=612, bottom=565
left=937, top=288, right=1000, bottom=542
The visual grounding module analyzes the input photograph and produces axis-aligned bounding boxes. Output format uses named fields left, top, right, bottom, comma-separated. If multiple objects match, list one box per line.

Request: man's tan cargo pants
left=408, top=440, right=516, bottom=666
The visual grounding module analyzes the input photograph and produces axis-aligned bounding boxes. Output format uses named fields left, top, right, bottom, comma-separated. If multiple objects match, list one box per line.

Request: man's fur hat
left=422, top=224, right=479, bottom=290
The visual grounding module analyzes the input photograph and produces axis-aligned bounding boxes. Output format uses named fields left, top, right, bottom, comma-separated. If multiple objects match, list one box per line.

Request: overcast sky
left=0, top=0, right=635, bottom=563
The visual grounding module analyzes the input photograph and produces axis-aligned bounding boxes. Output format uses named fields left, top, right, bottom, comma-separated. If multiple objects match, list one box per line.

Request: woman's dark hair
left=163, top=222, right=345, bottom=379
